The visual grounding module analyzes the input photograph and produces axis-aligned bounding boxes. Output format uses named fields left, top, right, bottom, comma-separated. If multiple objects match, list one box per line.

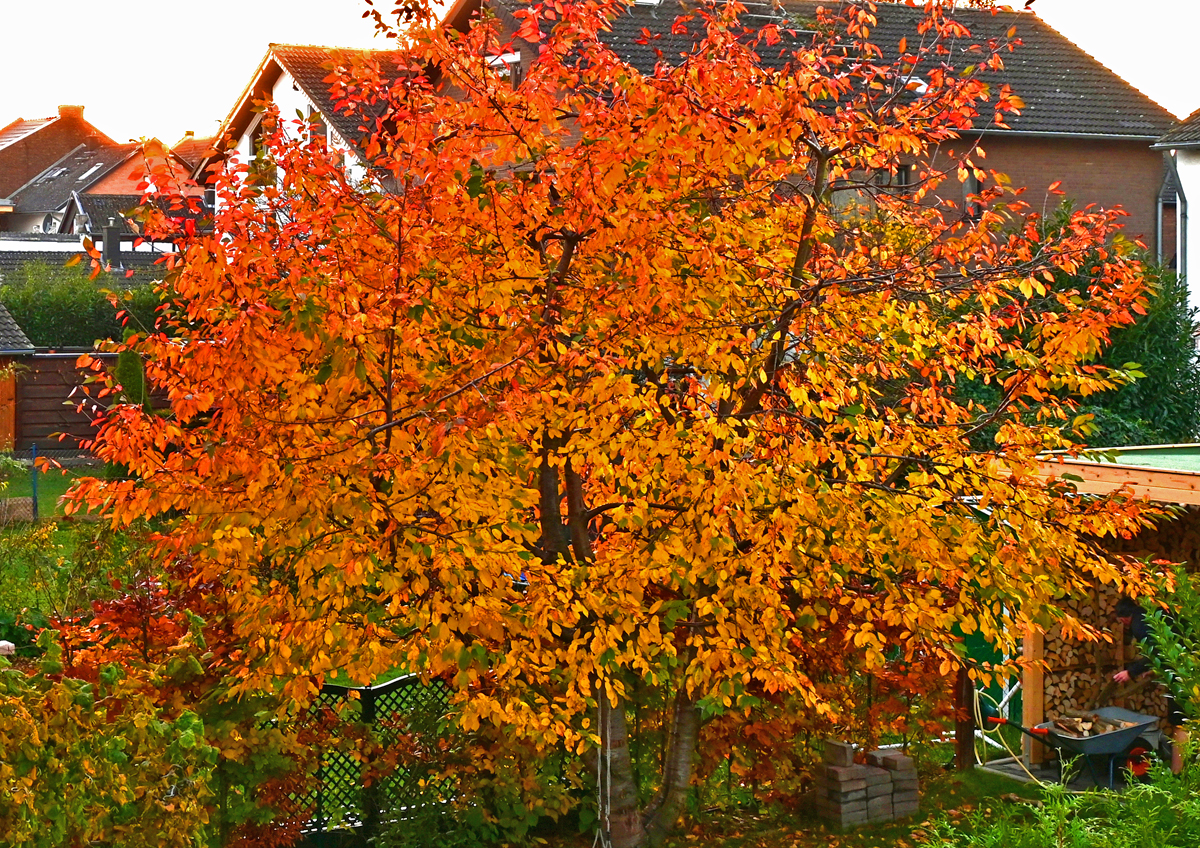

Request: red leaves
left=512, top=7, right=544, bottom=43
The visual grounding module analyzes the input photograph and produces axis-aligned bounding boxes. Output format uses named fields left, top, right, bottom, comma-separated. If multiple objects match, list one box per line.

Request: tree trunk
left=642, top=689, right=701, bottom=847
left=600, top=686, right=702, bottom=848
left=599, top=695, right=647, bottom=848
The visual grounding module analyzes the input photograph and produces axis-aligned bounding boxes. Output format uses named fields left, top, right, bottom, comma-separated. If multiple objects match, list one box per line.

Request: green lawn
left=4, top=464, right=102, bottom=518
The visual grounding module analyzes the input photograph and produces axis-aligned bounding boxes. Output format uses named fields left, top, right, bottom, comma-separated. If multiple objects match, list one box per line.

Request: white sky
left=2, top=0, right=1197, bottom=144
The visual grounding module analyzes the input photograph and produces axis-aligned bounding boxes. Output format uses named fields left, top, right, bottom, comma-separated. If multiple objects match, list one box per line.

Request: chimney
left=102, top=217, right=122, bottom=268
left=58, top=105, right=84, bottom=120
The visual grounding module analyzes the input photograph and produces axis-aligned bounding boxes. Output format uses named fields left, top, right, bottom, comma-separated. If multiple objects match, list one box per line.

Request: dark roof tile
left=0, top=302, right=34, bottom=354
left=271, top=45, right=409, bottom=148
left=595, top=1, right=1175, bottom=139
left=12, top=143, right=138, bottom=214
left=0, top=246, right=173, bottom=285
left=1154, top=109, right=1200, bottom=149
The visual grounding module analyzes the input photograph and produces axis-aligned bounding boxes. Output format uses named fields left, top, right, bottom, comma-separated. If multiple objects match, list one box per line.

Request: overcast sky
left=2, top=0, right=1196, bottom=144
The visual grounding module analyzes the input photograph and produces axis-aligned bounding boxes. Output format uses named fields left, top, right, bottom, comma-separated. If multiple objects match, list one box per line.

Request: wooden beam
left=1037, top=460, right=1200, bottom=506
left=1023, top=627, right=1046, bottom=765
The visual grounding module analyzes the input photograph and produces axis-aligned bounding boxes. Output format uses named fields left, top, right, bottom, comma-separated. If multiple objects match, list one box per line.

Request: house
left=560, top=0, right=1177, bottom=259
left=1153, top=112, right=1200, bottom=310
left=197, top=3, right=1175, bottom=259
left=0, top=105, right=117, bottom=203
left=192, top=44, right=409, bottom=187
left=1, top=142, right=137, bottom=233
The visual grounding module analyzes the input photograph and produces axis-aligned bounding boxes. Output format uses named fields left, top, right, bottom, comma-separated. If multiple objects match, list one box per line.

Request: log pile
left=1049, top=713, right=1141, bottom=739
left=1033, top=507, right=1200, bottom=755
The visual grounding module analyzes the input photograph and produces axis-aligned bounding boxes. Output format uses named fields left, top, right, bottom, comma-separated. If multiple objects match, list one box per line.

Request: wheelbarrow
left=983, top=704, right=1159, bottom=788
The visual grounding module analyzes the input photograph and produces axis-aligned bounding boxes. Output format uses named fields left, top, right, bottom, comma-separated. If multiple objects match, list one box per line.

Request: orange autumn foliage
left=68, top=1, right=1164, bottom=844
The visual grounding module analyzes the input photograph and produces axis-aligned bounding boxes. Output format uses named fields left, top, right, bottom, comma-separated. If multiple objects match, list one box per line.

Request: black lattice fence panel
left=300, top=674, right=453, bottom=846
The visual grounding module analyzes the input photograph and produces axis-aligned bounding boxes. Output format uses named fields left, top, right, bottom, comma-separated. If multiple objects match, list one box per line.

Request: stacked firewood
left=1104, top=506, right=1200, bottom=565
left=1041, top=589, right=1122, bottom=721
left=1049, top=713, right=1141, bottom=739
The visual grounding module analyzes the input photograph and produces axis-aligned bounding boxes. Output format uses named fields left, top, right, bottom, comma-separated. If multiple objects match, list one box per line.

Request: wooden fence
left=12, top=350, right=113, bottom=452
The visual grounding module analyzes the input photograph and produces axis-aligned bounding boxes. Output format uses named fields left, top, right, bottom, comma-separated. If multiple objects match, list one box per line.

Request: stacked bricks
left=814, top=741, right=920, bottom=830
left=868, top=749, right=920, bottom=820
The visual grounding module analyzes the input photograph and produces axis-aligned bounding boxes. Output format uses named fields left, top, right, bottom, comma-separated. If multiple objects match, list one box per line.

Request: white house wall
left=232, top=68, right=364, bottom=185
left=1176, top=148, right=1200, bottom=314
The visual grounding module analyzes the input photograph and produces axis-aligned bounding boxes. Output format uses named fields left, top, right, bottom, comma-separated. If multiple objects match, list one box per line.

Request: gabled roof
left=1153, top=108, right=1200, bottom=150
left=0, top=118, right=57, bottom=153
left=66, top=193, right=143, bottom=234
left=171, top=134, right=218, bottom=171
left=11, top=143, right=137, bottom=215
left=200, top=44, right=408, bottom=177
left=454, top=0, right=1174, bottom=141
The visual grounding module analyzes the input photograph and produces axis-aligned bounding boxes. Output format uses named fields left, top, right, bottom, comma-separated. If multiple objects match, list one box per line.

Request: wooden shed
left=0, top=304, right=35, bottom=449
left=1026, top=446, right=1200, bottom=764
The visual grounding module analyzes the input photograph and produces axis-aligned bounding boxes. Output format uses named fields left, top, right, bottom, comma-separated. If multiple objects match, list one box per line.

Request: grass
left=531, top=762, right=1045, bottom=848
left=3, top=464, right=101, bottom=517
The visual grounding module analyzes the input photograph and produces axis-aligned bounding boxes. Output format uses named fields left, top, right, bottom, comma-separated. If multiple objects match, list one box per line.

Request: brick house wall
left=0, top=108, right=113, bottom=199
left=934, top=135, right=1169, bottom=257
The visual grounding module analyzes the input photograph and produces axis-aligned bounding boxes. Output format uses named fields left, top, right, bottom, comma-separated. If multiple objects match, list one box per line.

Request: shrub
left=0, top=260, right=162, bottom=348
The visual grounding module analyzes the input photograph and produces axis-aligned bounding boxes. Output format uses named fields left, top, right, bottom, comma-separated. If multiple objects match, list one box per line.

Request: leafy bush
left=926, top=759, right=1200, bottom=847
left=1142, top=565, right=1200, bottom=722
left=0, top=260, right=162, bottom=348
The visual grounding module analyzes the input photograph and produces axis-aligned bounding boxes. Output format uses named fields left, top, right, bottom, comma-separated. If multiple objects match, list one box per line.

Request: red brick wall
left=932, top=136, right=1167, bottom=253
left=0, top=114, right=112, bottom=198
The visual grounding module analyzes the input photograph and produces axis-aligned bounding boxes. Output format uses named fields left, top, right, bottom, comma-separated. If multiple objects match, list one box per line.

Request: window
left=963, top=172, right=982, bottom=219
left=487, top=52, right=524, bottom=89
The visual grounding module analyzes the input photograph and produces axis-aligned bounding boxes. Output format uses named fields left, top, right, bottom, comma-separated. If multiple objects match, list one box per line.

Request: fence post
left=30, top=443, right=38, bottom=522
left=361, top=686, right=379, bottom=847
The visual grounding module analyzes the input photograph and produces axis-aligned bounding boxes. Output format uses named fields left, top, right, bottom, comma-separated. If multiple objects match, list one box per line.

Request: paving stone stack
left=814, top=741, right=920, bottom=830
left=868, top=748, right=920, bottom=820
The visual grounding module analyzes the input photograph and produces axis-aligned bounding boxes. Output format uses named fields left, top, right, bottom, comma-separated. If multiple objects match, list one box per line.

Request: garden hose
left=972, top=687, right=1050, bottom=786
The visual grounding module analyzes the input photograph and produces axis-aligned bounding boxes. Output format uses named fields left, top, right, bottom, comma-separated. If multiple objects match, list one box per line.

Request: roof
left=1039, top=444, right=1200, bottom=505
left=70, top=194, right=143, bottom=233
left=203, top=44, right=408, bottom=175
left=0, top=118, right=56, bottom=153
left=0, top=245, right=172, bottom=284
left=11, top=143, right=137, bottom=215
left=171, top=134, right=218, bottom=170
left=1153, top=108, right=1200, bottom=150
left=0, top=302, right=34, bottom=355
left=587, top=0, right=1176, bottom=139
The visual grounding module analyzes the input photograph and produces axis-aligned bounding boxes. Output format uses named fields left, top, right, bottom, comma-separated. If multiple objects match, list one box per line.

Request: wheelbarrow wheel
left=1121, top=737, right=1157, bottom=784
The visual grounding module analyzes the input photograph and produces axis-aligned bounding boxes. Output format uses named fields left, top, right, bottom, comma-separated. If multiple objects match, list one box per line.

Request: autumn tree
left=72, top=1, right=1163, bottom=844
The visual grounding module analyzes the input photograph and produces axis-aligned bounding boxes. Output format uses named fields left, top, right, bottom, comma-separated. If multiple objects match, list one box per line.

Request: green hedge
left=0, top=261, right=162, bottom=348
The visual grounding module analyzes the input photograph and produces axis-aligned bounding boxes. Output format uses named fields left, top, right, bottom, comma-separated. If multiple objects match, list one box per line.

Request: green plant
left=926, top=758, right=1200, bottom=848
left=0, top=260, right=161, bottom=348
left=1142, top=566, right=1200, bottom=722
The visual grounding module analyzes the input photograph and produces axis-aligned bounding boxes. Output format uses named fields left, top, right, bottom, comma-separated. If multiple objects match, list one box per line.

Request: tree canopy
left=64, top=1, right=1166, bottom=844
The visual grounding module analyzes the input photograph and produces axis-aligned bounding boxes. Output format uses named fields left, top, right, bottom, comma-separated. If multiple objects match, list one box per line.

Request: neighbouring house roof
left=0, top=106, right=119, bottom=198
left=1160, top=164, right=1179, bottom=204
left=199, top=44, right=408, bottom=178
left=445, top=0, right=1175, bottom=141
left=66, top=193, right=143, bottom=234
left=0, top=118, right=57, bottom=153
left=10, top=143, right=137, bottom=216
left=171, top=133, right=218, bottom=171
left=1153, top=108, right=1200, bottom=150
left=0, top=302, right=34, bottom=355
left=1038, top=444, right=1200, bottom=505
left=0, top=244, right=172, bottom=284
